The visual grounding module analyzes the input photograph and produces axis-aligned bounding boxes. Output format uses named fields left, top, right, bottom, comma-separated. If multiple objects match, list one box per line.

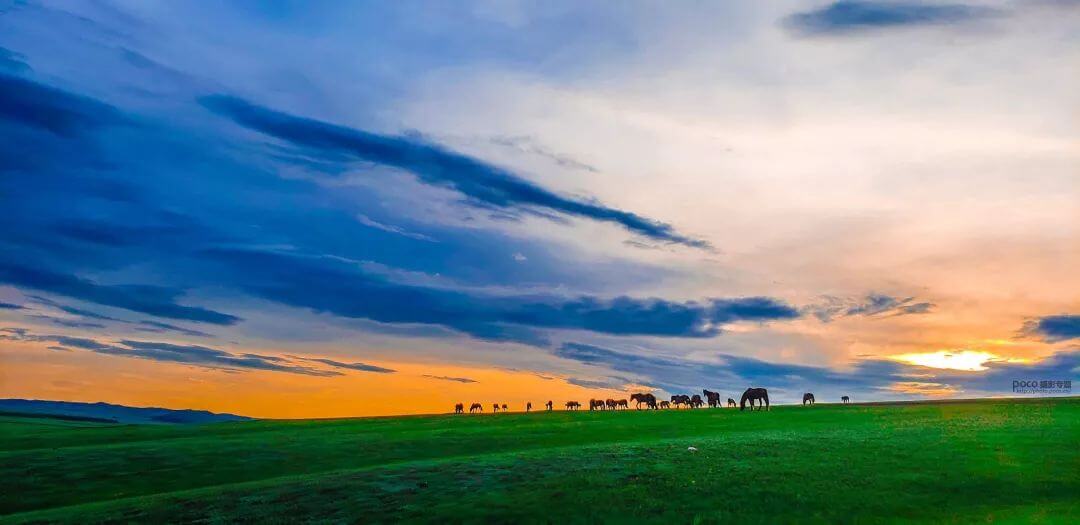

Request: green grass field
left=1, top=397, right=1077, bottom=523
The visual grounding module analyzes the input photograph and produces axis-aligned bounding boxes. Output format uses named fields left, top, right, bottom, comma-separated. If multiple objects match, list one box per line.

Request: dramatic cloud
left=0, top=302, right=24, bottom=310
left=1, top=328, right=337, bottom=376
left=0, top=73, right=123, bottom=137
left=1022, top=315, right=1080, bottom=342
left=201, top=95, right=710, bottom=249
left=423, top=375, right=479, bottom=384
left=784, top=1, right=997, bottom=35
left=0, top=263, right=239, bottom=325
left=807, top=294, right=934, bottom=322
left=203, top=247, right=799, bottom=344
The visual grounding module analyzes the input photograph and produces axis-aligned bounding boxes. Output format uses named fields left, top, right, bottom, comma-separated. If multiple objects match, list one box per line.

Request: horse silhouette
left=546, top=400, right=553, bottom=411
left=727, top=398, right=737, bottom=408
left=527, top=402, right=533, bottom=412
left=842, top=395, right=850, bottom=404
left=803, top=393, right=815, bottom=406
left=616, top=399, right=628, bottom=410
left=690, top=394, right=704, bottom=408
left=454, top=403, right=464, bottom=414
left=703, top=390, right=721, bottom=408
left=589, top=399, right=606, bottom=411
left=501, top=404, right=508, bottom=411
left=606, top=399, right=617, bottom=410
left=492, top=403, right=500, bottom=413
left=565, top=401, right=581, bottom=410
left=659, top=400, right=671, bottom=409
left=470, top=403, right=483, bottom=413
left=671, top=394, right=690, bottom=408
left=630, top=393, right=658, bottom=410
left=740, top=388, right=770, bottom=411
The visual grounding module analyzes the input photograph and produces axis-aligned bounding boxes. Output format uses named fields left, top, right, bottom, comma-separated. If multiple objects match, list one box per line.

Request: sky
left=0, top=0, right=1077, bottom=418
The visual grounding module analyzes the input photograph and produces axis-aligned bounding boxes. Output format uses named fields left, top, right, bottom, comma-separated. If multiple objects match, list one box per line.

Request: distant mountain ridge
left=0, top=399, right=252, bottom=424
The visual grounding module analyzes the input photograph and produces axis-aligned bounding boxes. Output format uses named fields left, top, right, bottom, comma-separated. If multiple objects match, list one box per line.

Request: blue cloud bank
left=785, top=1, right=996, bottom=35
left=1024, top=315, right=1080, bottom=342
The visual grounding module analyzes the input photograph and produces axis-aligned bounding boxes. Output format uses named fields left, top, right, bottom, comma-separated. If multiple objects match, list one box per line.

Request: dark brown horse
left=606, top=399, right=617, bottom=410
left=703, top=389, right=721, bottom=408
left=659, top=400, right=671, bottom=409
left=616, top=399, right=628, bottom=410
left=492, top=403, right=500, bottom=413
left=546, top=400, right=553, bottom=411
left=740, top=388, right=770, bottom=411
left=630, top=393, right=657, bottom=410
left=690, top=394, right=704, bottom=408
left=501, top=404, right=508, bottom=411
left=842, top=395, right=850, bottom=404
left=671, top=394, right=690, bottom=408
left=526, top=402, right=533, bottom=412
left=727, top=398, right=737, bottom=408
left=589, top=399, right=605, bottom=411
left=454, top=403, right=464, bottom=414
left=565, top=401, right=581, bottom=410
left=803, top=393, right=815, bottom=406
left=469, top=403, right=483, bottom=413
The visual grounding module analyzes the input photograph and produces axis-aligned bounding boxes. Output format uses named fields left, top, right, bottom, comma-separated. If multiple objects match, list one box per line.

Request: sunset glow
left=0, top=1, right=1077, bottom=418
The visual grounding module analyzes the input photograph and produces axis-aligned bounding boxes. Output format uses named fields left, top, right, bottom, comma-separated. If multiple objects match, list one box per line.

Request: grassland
left=1, top=397, right=1077, bottom=523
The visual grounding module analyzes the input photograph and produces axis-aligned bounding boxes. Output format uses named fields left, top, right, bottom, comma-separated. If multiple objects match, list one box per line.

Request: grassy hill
left=1, top=398, right=1077, bottom=523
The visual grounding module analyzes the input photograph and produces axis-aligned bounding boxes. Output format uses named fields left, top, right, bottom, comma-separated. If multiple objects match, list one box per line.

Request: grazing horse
left=803, top=393, right=815, bottom=406
left=703, top=389, right=721, bottom=408
left=470, top=403, right=483, bottom=413
left=616, top=399, right=629, bottom=410
left=740, top=388, right=770, bottom=411
left=659, top=401, right=671, bottom=409
left=454, top=403, right=464, bottom=414
left=690, top=394, right=704, bottom=408
left=589, top=399, right=606, bottom=411
left=671, top=394, right=690, bottom=408
left=727, top=398, right=737, bottom=408
left=842, top=396, right=850, bottom=404
left=630, top=393, right=658, bottom=410
left=501, top=404, right=508, bottom=411
left=527, top=402, right=532, bottom=412
left=546, top=400, right=553, bottom=411
left=606, top=399, right=617, bottom=410
left=565, top=401, right=581, bottom=410
left=492, top=403, right=500, bottom=413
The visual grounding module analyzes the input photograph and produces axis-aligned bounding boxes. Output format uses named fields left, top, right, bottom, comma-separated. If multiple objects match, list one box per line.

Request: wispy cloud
left=806, top=294, right=934, bottom=322
left=201, top=95, right=710, bottom=249
left=784, top=1, right=998, bottom=36
left=290, top=355, right=396, bottom=374
left=423, top=374, right=478, bottom=383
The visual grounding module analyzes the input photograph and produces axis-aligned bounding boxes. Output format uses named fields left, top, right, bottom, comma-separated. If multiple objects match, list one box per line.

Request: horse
left=803, top=393, right=815, bottom=406
left=842, top=395, right=850, bottom=404
left=470, top=403, right=483, bottom=413
left=501, top=404, right=508, bottom=411
left=565, top=401, right=581, bottom=410
left=630, top=393, right=658, bottom=410
left=703, top=389, right=721, bottom=408
left=727, top=398, right=737, bottom=408
left=546, top=400, right=553, bottom=411
left=659, top=400, right=671, bottom=409
left=740, top=388, right=770, bottom=411
left=606, top=399, right=617, bottom=410
left=589, top=399, right=606, bottom=411
left=527, top=402, right=533, bottom=412
left=616, top=399, right=629, bottom=410
left=670, top=394, right=690, bottom=408
left=454, top=403, right=464, bottom=414
left=492, top=403, right=500, bottom=413
left=690, top=394, right=704, bottom=408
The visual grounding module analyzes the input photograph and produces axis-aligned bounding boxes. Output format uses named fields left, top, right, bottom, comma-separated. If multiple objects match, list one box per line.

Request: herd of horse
left=454, top=388, right=853, bottom=414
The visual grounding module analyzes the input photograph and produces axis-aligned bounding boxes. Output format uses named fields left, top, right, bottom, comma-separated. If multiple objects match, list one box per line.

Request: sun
left=890, top=350, right=1001, bottom=372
